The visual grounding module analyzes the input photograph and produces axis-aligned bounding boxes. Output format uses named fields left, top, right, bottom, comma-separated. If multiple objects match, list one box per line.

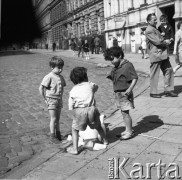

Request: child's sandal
left=120, top=131, right=134, bottom=140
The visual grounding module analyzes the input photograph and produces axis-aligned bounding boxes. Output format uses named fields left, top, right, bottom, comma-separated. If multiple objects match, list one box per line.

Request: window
left=108, top=0, right=111, bottom=16
left=97, top=15, right=101, bottom=32
left=89, top=18, right=91, bottom=29
left=84, top=19, right=87, bottom=35
left=117, top=0, right=120, bottom=14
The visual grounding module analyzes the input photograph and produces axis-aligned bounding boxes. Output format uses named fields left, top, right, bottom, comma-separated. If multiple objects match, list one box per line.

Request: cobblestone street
left=0, top=50, right=148, bottom=176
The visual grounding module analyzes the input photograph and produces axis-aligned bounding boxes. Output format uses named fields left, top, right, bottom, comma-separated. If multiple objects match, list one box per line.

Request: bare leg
left=55, top=108, right=61, bottom=132
left=141, top=49, right=144, bottom=59
left=121, top=110, right=132, bottom=133
left=173, top=65, right=182, bottom=74
left=55, top=108, right=62, bottom=140
left=67, top=128, right=79, bottom=154
left=96, top=126, right=108, bottom=145
left=49, top=110, right=57, bottom=134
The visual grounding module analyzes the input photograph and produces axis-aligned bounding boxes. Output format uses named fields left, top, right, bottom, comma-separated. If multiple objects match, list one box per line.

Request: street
left=0, top=50, right=147, bottom=176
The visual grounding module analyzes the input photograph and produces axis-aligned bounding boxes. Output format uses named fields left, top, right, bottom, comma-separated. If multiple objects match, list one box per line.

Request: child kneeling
left=67, top=67, right=108, bottom=154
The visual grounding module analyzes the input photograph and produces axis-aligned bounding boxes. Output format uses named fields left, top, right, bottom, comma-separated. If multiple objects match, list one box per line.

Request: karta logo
left=108, top=157, right=181, bottom=179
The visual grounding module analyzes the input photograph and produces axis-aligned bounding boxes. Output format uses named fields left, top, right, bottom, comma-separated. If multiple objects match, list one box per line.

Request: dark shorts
left=114, top=91, right=134, bottom=111
left=46, top=97, right=62, bottom=110
left=72, top=106, right=101, bottom=131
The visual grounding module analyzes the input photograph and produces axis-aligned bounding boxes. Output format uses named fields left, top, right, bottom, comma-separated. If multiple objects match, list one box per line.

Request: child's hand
left=164, top=39, right=170, bottom=45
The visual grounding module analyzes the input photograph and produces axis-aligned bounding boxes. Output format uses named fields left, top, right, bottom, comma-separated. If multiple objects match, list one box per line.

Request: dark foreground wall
left=0, top=0, right=41, bottom=48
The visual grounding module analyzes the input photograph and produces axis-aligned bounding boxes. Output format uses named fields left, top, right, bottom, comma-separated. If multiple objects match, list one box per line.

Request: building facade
left=33, top=0, right=52, bottom=49
left=49, top=0, right=105, bottom=50
left=104, top=0, right=182, bottom=53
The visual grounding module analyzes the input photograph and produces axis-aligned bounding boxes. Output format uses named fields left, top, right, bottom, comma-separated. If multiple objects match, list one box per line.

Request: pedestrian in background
left=113, top=37, right=118, bottom=47
left=173, top=21, right=182, bottom=76
left=117, top=34, right=123, bottom=48
left=77, top=37, right=84, bottom=58
left=83, top=39, right=90, bottom=60
left=140, top=31, right=147, bottom=59
left=69, top=39, right=76, bottom=56
left=67, top=67, right=108, bottom=154
left=39, top=56, right=66, bottom=144
left=104, top=47, right=138, bottom=140
left=52, top=42, right=56, bottom=52
left=107, top=37, right=113, bottom=48
left=145, top=13, right=177, bottom=98
left=46, top=43, right=48, bottom=50
left=90, top=36, right=95, bottom=54
left=94, top=36, right=101, bottom=54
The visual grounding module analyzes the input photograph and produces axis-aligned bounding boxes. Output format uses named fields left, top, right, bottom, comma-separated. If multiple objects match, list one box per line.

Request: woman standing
left=140, top=31, right=147, bottom=59
left=83, top=39, right=90, bottom=60
left=69, top=39, right=76, bottom=56
left=173, top=21, right=182, bottom=76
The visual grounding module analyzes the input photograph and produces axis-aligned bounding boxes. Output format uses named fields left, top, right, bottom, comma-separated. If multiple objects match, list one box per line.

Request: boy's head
left=70, top=67, right=88, bottom=85
left=49, top=56, right=64, bottom=69
left=160, top=15, right=168, bottom=25
left=104, top=46, right=124, bottom=61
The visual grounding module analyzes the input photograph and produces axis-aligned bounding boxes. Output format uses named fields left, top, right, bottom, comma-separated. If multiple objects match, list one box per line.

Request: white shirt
left=68, top=82, right=98, bottom=110
left=117, top=36, right=122, bottom=47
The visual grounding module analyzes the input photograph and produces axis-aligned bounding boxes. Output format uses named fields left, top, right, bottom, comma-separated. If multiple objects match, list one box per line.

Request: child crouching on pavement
left=67, top=67, right=108, bottom=154
left=104, top=47, right=138, bottom=140
left=39, top=56, right=66, bottom=144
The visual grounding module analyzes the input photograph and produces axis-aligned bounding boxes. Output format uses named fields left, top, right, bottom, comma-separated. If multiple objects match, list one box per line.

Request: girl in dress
left=140, top=31, right=147, bottom=59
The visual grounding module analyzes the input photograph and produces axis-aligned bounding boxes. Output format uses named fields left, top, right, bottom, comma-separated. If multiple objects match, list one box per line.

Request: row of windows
left=107, top=0, right=148, bottom=17
left=51, top=0, right=97, bottom=24
left=52, top=15, right=102, bottom=41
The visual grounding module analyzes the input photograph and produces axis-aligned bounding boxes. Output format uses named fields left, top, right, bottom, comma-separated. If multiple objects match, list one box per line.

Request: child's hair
left=49, top=56, right=64, bottom=68
left=70, top=67, right=88, bottom=85
left=160, top=14, right=168, bottom=22
left=177, top=21, right=182, bottom=29
left=104, top=46, right=124, bottom=61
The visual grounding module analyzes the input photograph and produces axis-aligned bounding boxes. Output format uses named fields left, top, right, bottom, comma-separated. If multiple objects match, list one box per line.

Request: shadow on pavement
left=133, top=115, right=163, bottom=135
left=174, top=85, right=182, bottom=95
left=0, top=50, right=36, bottom=57
left=107, top=115, right=163, bottom=143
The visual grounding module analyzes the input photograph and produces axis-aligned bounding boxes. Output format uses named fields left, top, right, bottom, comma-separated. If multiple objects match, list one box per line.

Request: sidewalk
left=8, top=49, right=182, bottom=180
left=30, top=49, right=151, bottom=74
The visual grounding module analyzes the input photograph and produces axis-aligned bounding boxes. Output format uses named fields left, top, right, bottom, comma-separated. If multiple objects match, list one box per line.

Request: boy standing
left=39, top=56, right=66, bottom=144
left=104, top=47, right=138, bottom=140
left=67, top=67, right=108, bottom=154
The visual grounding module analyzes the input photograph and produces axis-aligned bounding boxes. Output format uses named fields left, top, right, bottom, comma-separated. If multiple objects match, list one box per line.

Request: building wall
left=50, top=0, right=105, bottom=50
left=33, top=0, right=51, bottom=49
left=104, top=0, right=182, bottom=53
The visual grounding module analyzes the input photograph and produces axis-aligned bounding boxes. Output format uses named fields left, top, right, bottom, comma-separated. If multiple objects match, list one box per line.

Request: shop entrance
left=160, top=5, right=175, bottom=53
